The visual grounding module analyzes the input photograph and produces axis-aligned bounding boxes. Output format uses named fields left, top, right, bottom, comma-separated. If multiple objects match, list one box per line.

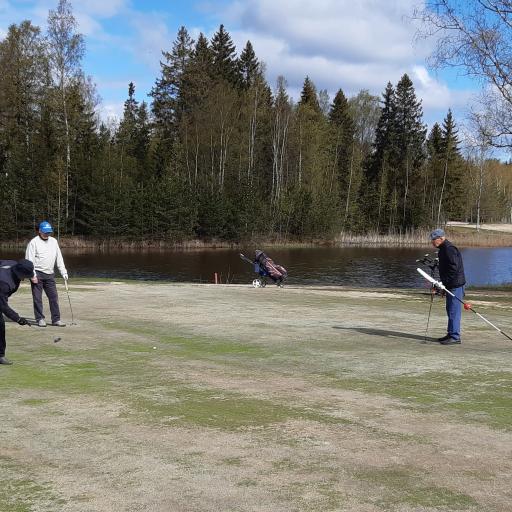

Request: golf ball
left=153, top=346, right=156, bottom=350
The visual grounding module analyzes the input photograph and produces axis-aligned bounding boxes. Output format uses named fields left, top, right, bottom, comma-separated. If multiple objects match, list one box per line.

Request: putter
left=64, top=278, right=77, bottom=325
left=417, top=267, right=512, bottom=342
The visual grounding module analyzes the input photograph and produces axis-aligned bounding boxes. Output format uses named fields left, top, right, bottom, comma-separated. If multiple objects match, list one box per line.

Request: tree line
left=1, top=0, right=511, bottom=242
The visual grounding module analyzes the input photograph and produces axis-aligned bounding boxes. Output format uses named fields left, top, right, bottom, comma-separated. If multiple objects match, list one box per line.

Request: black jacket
left=0, top=260, right=22, bottom=322
left=438, top=240, right=466, bottom=289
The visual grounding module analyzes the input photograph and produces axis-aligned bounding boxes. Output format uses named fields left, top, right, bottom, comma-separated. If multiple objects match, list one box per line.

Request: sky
left=0, top=0, right=481, bottom=133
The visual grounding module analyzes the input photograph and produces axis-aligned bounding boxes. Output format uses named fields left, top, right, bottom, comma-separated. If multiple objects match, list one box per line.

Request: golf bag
left=253, top=250, right=287, bottom=287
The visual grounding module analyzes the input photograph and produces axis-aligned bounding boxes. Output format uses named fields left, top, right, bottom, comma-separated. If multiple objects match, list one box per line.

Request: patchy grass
left=2, top=281, right=512, bottom=511
left=0, top=457, right=65, bottom=512
left=355, top=467, right=479, bottom=509
left=326, top=370, right=512, bottom=430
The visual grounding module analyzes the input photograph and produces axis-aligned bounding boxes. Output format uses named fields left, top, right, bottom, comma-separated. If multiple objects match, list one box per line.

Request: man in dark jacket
left=0, top=259, right=33, bottom=364
left=430, top=229, right=466, bottom=345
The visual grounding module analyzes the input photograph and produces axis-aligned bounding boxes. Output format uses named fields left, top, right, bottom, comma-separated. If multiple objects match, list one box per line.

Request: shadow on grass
left=333, top=326, right=438, bottom=343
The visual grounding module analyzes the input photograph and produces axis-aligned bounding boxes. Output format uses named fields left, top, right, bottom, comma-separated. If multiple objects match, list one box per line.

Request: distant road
left=447, top=221, right=512, bottom=233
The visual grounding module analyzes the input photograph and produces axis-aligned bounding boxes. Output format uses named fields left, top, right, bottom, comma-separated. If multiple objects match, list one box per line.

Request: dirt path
left=1, top=281, right=512, bottom=511
left=447, top=221, right=512, bottom=233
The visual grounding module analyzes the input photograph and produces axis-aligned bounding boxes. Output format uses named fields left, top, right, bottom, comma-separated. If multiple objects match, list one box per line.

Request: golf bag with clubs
left=240, top=250, right=288, bottom=287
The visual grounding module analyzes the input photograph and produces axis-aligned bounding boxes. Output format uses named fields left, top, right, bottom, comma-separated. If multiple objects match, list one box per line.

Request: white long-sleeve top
left=25, top=236, right=68, bottom=277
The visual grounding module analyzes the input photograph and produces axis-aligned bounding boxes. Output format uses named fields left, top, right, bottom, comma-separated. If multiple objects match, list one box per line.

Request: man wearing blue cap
left=25, top=221, right=68, bottom=327
left=430, top=228, right=466, bottom=345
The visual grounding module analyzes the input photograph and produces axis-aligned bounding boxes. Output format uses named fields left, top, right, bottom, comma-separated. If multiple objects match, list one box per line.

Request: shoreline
left=1, top=226, right=512, bottom=250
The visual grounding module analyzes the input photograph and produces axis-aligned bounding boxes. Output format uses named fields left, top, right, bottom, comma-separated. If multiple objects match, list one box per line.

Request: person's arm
left=55, top=242, right=68, bottom=280
left=25, top=239, right=38, bottom=282
left=0, top=284, right=20, bottom=323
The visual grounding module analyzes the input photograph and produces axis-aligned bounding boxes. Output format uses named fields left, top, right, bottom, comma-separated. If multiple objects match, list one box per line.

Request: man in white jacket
left=25, top=221, right=68, bottom=327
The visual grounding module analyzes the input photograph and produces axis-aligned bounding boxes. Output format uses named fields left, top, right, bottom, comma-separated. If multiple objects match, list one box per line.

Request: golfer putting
left=0, top=259, right=34, bottom=365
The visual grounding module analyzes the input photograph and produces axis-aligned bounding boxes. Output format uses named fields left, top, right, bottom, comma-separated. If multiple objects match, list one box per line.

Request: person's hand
left=62, top=273, right=68, bottom=281
left=437, top=289, right=446, bottom=298
left=17, top=317, right=28, bottom=326
left=30, top=276, right=38, bottom=284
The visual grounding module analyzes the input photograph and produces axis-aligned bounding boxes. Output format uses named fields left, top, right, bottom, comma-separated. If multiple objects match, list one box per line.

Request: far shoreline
left=1, top=224, right=512, bottom=250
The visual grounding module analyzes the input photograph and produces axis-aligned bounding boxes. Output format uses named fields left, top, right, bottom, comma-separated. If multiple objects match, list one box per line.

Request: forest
left=1, top=0, right=511, bottom=242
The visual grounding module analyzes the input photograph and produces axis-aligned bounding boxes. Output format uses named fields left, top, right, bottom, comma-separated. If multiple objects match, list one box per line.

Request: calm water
left=3, top=246, right=512, bottom=287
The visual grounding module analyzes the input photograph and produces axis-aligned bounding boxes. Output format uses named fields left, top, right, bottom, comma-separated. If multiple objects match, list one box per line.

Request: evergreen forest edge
left=1, top=2, right=511, bottom=245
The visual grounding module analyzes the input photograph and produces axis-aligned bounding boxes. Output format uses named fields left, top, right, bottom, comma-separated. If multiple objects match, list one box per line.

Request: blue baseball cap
left=430, top=228, right=445, bottom=240
left=38, top=221, right=53, bottom=234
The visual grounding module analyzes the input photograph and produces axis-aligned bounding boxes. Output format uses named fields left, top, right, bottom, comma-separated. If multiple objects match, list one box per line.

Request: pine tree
left=328, top=89, right=356, bottom=226
left=180, top=33, right=213, bottom=111
left=298, top=76, right=321, bottom=114
left=0, top=21, right=50, bottom=236
left=392, top=73, right=426, bottom=228
left=367, top=82, right=395, bottom=183
left=210, top=24, right=240, bottom=85
left=441, top=109, right=466, bottom=221
left=238, top=40, right=260, bottom=89
left=150, top=26, right=194, bottom=134
left=426, top=122, right=444, bottom=223
left=364, top=82, right=396, bottom=231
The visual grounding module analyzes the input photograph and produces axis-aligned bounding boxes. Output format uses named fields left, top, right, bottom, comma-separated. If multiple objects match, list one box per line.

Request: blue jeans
left=446, top=286, right=464, bottom=340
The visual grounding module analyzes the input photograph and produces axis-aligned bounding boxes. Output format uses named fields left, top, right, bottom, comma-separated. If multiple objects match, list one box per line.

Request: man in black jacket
left=0, top=259, right=33, bottom=364
left=430, top=229, right=466, bottom=345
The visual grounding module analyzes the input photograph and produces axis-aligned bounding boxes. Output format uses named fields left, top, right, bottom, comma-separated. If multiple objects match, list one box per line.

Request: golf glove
left=17, top=317, right=28, bottom=325
left=62, top=273, right=68, bottom=280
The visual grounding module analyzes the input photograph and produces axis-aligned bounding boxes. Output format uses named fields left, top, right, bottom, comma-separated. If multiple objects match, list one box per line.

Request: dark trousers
left=446, top=286, right=464, bottom=340
left=0, top=314, right=5, bottom=357
left=31, top=271, right=61, bottom=323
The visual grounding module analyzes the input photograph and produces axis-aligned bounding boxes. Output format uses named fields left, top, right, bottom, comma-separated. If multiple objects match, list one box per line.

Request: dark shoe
left=440, top=338, right=461, bottom=345
left=437, top=334, right=451, bottom=342
left=0, top=356, right=13, bottom=365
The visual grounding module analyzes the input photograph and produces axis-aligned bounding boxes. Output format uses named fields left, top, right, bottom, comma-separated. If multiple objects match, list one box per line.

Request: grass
left=326, top=370, right=512, bottom=430
left=124, top=385, right=301, bottom=429
left=2, top=281, right=511, bottom=511
left=0, top=456, right=65, bottom=512
left=355, top=467, right=479, bottom=509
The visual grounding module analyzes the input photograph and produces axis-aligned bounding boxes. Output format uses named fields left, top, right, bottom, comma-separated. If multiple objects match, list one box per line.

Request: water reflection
left=1, top=246, right=512, bottom=287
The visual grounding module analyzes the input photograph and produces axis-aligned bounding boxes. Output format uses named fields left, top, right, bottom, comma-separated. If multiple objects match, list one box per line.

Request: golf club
left=417, top=267, right=512, bottom=341
left=64, top=278, right=77, bottom=325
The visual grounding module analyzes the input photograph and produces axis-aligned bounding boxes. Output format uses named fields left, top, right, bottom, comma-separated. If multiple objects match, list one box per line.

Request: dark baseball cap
left=13, top=259, right=34, bottom=279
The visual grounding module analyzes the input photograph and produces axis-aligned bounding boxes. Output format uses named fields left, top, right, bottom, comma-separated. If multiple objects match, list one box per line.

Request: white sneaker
left=52, top=320, right=66, bottom=327
left=37, top=319, right=47, bottom=327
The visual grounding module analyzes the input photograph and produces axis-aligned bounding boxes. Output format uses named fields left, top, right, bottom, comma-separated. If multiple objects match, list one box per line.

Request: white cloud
left=97, top=101, right=124, bottom=122
left=78, top=0, right=127, bottom=18
left=222, top=0, right=472, bottom=121
left=126, top=11, right=173, bottom=71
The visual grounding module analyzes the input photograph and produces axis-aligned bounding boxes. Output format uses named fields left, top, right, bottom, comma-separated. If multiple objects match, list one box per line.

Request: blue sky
left=0, top=0, right=481, bottom=134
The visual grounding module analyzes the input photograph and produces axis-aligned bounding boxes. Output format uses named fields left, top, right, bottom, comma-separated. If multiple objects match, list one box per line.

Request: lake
left=2, top=246, right=512, bottom=287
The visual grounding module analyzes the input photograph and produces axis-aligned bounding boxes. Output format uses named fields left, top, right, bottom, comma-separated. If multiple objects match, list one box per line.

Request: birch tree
left=47, top=0, right=84, bottom=236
